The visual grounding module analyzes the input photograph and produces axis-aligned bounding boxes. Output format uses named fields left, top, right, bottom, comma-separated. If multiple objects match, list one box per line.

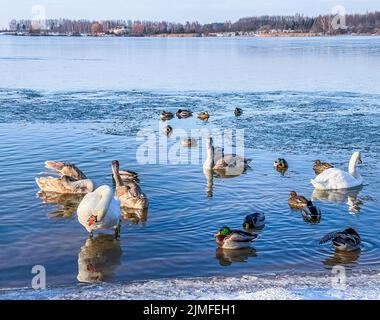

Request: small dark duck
left=243, top=213, right=265, bottom=229
left=319, top=227, right=361, bottom=251
left=176, top=109, right=192, bottom=118
left=234, top=107, right=242, bottom=116
left=160, top=111, right=174, bottom=121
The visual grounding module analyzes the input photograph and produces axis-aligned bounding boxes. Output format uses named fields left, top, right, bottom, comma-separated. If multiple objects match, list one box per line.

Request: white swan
left=311, top=152, right=363, bottom=190
left=77, top=185, right=121, bottom=238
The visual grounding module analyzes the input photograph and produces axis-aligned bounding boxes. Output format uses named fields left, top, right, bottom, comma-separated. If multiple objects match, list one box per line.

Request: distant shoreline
left=1, top=32, right=379, bottom=38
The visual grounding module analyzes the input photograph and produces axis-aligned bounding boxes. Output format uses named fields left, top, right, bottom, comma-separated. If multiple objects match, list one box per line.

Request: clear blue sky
left=1, top=0, right=379, bottom=28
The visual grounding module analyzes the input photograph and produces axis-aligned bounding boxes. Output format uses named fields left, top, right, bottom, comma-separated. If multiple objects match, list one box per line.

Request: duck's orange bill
left=214, top=232, right=220, bottom=237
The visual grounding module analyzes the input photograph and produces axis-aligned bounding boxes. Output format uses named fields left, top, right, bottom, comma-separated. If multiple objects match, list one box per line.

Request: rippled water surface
left=0, top=36, right=379, bottom=289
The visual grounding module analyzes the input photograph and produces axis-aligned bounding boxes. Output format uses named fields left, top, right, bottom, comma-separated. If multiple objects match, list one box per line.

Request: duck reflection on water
left=215, top=247, right=257, bottom=266
left=77, top=234, right=122, bottom=283
left=121, top=208, right=148, bottom=225
left=37, top=191, right=85, bottom=218
left=322, top=249, right=361, bottom=268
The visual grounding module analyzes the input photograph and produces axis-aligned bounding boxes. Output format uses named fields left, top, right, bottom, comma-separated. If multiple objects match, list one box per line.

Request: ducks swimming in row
left=311, top=151, right=363, bottom=190
left=35, top=161, right=94, bottom=194
left=319, top=227, right=361, bottom=251
left=160, top=108, right=243, bottom=122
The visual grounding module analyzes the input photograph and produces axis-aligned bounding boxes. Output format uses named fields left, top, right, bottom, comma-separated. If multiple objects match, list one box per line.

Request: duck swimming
left=203, top=137, right=251, bottom=176
left=301, top=204, right=321, bottom=224
left=160, top=111, right=174, bottom=121
left=197, top=111, right=209, bottom=120
left=162, top=125, right=173, bottom=136
left=112, top=160, right=148, bottom=209
left=311, top=152, right=363, bottom=190
left=214, top=226, right=257, bottom=250
left=35, top=161, right=94, bottom=194
left=181, top=138, right=197, bottom=147
left=274, top=158, right=288, bottom=175
left=243, top=213, right=265, bottom=229
left=176, top=109, right=192, bottom=118
left=313, top=160, right=334, bottom=175
left=288, top=191, right=310, bottom=209
left=319, top=227, right=361, bottom=251
left=234, top=107, right=242, bottom=116
left=77, top=185, right=121, bottom=238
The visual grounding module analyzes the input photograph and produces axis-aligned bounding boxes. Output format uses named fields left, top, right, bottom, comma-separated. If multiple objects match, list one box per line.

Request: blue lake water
left=0, top=35, right=379, bottom=291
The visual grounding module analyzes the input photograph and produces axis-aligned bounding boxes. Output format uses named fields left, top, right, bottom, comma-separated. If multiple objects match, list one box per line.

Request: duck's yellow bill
left=214, top=232, right=220, bottom=237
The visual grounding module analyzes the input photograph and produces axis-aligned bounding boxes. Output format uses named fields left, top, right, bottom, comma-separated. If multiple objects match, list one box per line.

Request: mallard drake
left=197, top=111, right=209, bottom=120
left=274, top=158, right=288, bottom=170
left=160, top=111, right=174, bottom=121
left=214, top=226, right=257, bottom=250
left=234, top=107, right=242, bottom=116
left=176, top=109, right=192, bottom=118
left=181, top=138, right=197, bottom=147
left=203, top=137, right=251, bottom=176
left=313, top=160, right=334, bottom=175
left=35, top=161, right=94, bottom=194
left=311, top=152, right=363, bottom=190
left=112, top=160, right=148, bottom=209
left=319, top=227, right=361, bottom=251
left=77, top=185, right=121, bottom=238
left=243, top=213, right=265, bottom=229
left=162, top=125, right=173, bottom=136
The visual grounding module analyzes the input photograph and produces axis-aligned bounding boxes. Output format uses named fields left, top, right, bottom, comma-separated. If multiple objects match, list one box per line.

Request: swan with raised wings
left=311, top=152, right=363, bottom=190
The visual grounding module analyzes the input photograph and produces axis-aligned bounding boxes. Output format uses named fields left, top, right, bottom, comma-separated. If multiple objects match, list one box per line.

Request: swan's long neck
left=204, top=139, right=214, bottom=170
left=112, top=162, right=124, bottom=188
left=348, top=152, right=360, bottom=179
left=94, top=186, right=113, bottom=222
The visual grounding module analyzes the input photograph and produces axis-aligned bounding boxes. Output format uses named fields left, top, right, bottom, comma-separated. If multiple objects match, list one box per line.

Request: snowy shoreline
left=1, top=271, right=380, bottom=300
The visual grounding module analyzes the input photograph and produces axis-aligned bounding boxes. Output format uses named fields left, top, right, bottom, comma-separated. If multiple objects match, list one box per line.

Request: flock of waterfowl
left=35, top=107, right=364, bottom=255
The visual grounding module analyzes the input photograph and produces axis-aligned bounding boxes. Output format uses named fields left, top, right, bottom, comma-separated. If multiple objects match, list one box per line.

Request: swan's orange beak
left=88, top=216, right=96, bottom=226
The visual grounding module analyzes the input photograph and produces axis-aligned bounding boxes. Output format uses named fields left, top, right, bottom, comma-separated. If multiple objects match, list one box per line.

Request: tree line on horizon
left=7, top=11, right=380, bottom=35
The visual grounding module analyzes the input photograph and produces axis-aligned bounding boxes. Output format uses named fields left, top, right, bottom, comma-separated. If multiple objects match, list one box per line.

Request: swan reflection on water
left=203, top=168, right=248, bottom=198
left=322, top=249, right=361, bottom=268
left=121, top=208, right=148, bottom=225
left=37, top=191, right=84, bottom=218
left=215, top=247, right=257, bottom=266
left=77, top=234, right=122, bottom=283
left=311, top=187, right=363, bottom=214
